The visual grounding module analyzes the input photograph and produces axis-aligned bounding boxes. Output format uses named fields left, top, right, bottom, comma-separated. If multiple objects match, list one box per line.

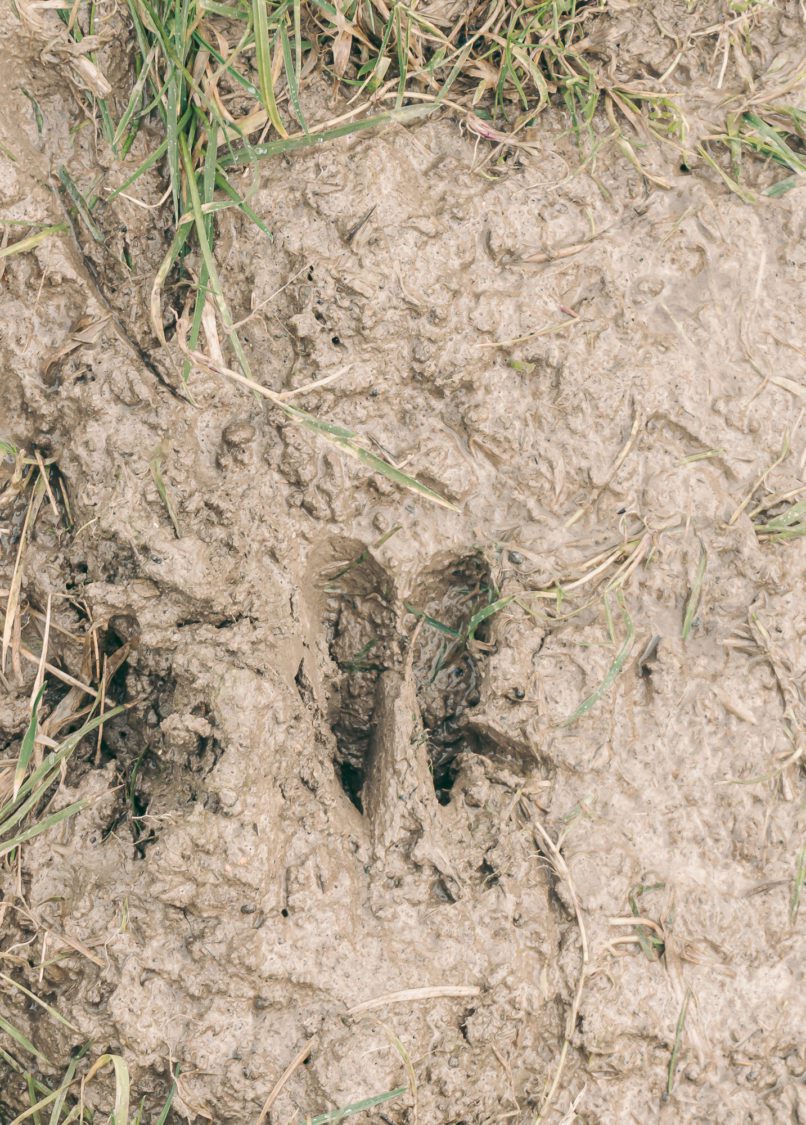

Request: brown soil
left=1, top=3, right=805, bottom=1123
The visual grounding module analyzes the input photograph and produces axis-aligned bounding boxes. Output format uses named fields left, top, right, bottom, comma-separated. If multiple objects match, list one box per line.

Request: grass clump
left=17, top=0, right=802, bottom=509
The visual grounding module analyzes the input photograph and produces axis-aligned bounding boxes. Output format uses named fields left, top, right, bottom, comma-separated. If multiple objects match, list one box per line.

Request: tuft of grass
left=1, top=700, right=125, bottom=863
left=754, top=498, right=806, bottom=542
left=3, top=1050, right=178, bottom=1124
left=627, top=882, right=666, bottom=961
left=40, top=0, right=802, bottom=514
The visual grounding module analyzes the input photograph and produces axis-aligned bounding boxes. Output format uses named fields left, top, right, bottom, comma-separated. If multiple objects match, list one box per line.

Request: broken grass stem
left=177, top=331, right=458, bottom=512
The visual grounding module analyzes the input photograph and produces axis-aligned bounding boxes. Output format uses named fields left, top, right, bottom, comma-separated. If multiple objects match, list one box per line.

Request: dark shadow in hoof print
left=405, top=552, right=497, bottom=805
left=315, top=537, right=400, bottom=813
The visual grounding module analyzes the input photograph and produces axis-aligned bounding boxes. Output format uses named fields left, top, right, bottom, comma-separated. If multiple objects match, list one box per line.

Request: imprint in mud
left=406, top=552, right=497, bottom=804
left=316, top=537, right=398, bottom=812
left=320, top=543, right=500, bottom=811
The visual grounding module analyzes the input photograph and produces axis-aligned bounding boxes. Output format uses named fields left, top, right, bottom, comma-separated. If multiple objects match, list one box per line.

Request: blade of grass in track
left=562, top=600, right=635, bottom=726
left=81, top=1054, right=130, bottom=1125
left=281, top=403, right=460, bottom=511
left=0, top=1015, right=49, bottom=1065
left=150, top=453, right=183, bottom=536
left=179, top=133, right=253, bottom=377
left=0, top=225, right=67, bottom=261
left=180, top=119, right=220, bottom=381
left=0, top=973, right=80, bottom=1034
left=681, top=543, right=707, bottom=640
left=280, top=20, right=307, bottom=131
left=214, top=169, right=272, bottom=236
left=113, top=41, right=159, bottom=148
left=20, top=88, right=44, bottom=134
left=466, top=596, right=513, bottom=643
left=219, top=104, right=437, bottom=167
left=666, top=990, right=691, bottom=1099
left=57, top=168, right=105, bottom=242
left=183, top=341, right=459, bottom=509
left=251, top=0, right=288, bottom=138
left=13, top=685, right=44, bottom=800
left=106, top=137, right=169, bottom=201
left=154, top=1069, right=180, bottom=1125
left=300, top=1086, right=407, bottom=1124
left=404, top=604, right=461, bottom=637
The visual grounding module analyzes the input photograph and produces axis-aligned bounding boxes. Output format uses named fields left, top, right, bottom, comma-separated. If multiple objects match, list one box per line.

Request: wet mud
left=1, top=3, right=805, bottom=1122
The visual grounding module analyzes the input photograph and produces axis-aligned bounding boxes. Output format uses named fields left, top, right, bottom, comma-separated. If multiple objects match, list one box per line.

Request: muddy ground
left=1, top=2, right=805, bottom=1122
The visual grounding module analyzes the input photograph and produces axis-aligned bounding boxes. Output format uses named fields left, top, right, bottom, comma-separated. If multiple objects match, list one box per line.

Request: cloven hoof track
left=322, top=542, right=496, bottom=810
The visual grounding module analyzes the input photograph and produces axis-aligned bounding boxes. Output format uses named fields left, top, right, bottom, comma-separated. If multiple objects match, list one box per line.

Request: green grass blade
left=219, top=104, right=436, bottom=167
left=0, top=705, right=126, bottom=842
left=404, top=604, right=461, bottom=638
left=301, top=1086, right=407, bottom=1124
left=0, top=225, right=67, bottom=261
left=106, top=138, right=169, bottom=201
left=666, top=990, right=691, bottom=1098
left=280, top=21, right=307, bottom=131
left=179, top=133, right=252, bottom=378
left=150, top=454, right=182, bottom=536
left=283, top=401, right=459, bottom=509
left=154, top=1069, right=180, bottom=1125
left=0, top=1014, right=49, bottom=1065
left=20, top=88, right=44, bottom=134
left=742, top=112, right=806, bottom=175
left=251, top=0, right=288, bottom=138
left=562, top=601, right=635, bottom=726
left=214, top=168, right=273, bottom=237
left=681, top=544, right=707, bottom=640
left=466, top=596, right=513, bottom=643
left=791, top=841, right=806, bottom=925
left=0, top=800, right=89, bottom=860
left=113, top=42, right=158, bottom=147
left=0, top=973, right=80, bottom=1034
left=57, top=168, right=105, bottom=242
left=13, top=685, right=44, bottom=799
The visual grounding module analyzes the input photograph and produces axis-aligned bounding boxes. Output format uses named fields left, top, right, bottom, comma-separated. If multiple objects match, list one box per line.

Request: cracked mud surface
left=1, top=3, right=805, bottom=1122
